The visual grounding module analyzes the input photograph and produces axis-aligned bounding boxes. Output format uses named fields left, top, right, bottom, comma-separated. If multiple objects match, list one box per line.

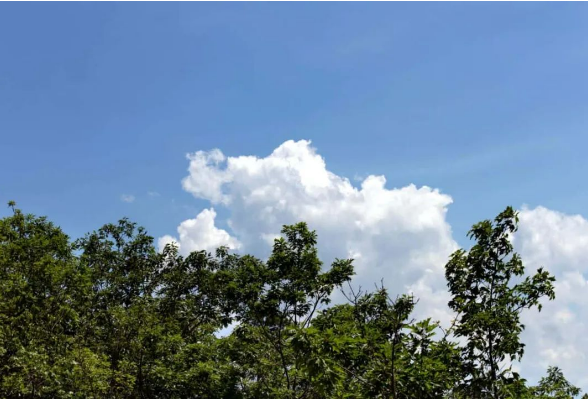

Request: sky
left=2, top=1, right=588, bottom=391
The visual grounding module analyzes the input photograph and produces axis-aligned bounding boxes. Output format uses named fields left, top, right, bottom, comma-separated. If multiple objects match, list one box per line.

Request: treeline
left=0, top=201, right=583, bottom=398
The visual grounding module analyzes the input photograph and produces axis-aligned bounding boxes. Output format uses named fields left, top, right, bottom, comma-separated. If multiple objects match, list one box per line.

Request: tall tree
left=0, top=202, right=99, bottom=397
left=225, top=222, right=355, bottom=397
left=445, top=206, right=556, bottom=398
left=75, top=218, right=165, bottom=397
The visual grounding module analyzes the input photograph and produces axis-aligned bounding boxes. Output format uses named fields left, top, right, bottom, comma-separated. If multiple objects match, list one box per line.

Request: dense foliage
left=0, top=201, right=582, bottom=398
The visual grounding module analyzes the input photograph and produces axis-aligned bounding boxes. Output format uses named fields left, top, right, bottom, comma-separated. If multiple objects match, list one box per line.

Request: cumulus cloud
left=162, top=139, right=588, bottom=391
left=171, top=140, right=458, bottom=322
left=182, top=149, right=231, bottom=204
left=158, top=208, right=241, bottom=255
left=120, top=194, right=135, bottom=203
left=513, top=206, right=588, bottom=389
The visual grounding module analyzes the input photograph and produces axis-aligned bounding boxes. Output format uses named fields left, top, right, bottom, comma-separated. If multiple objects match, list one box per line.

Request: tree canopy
left=0, top=202, right=581, bottom=398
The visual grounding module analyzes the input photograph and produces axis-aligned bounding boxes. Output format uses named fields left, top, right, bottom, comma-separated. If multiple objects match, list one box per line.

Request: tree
left=223, top=222, right=355, bottom=397
left=0, top=202, right=94, bottom=397
left=403, top=318, right=463, bottom=398
left=297, top=285, right=462, bottom=398
left=445, top=206, right=556, bottom=398
left=531, top=366, right=581, bottom=399
left=74, top=218, right=162, bottom=397
left=0, top=202, right=581, bottom=398
left=153, top=245, right=242, bottom=398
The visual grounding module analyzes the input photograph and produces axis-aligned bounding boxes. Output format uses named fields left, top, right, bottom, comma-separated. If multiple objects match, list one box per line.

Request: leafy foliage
left=0, top=202, right=581, bottom=398
left=531, top=366, right=581, bottom=399
left=445, top=206, right=556, bottom=398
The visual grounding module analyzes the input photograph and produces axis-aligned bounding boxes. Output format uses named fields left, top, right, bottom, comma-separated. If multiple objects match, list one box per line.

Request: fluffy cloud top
left=516, top=206, right=588, bottom=273
left=175, top=140, right=457, bottom=321
left=158, top=208, right=240, bottom=255
left=163, top=139, right=588, bottom=390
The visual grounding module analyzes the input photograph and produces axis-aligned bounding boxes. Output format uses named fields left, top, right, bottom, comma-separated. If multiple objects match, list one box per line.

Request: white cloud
left=148, top=191, right=160, bottom=197
left=513, top=206, right=588, bottom=389
left=158, top=208, right=241, bottom=255
left=182, top=149, right=231, bottom=204
left=169, top=139, right=458, bottom=323
left=163, top=140, right=588, bottom=391
left=120, top=194, right=135, bottom=203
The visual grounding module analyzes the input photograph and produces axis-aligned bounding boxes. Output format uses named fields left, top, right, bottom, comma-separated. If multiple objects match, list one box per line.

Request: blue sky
left=1, top=2, right=587, bottom=242
left=2, top=2, right=588, bottom=388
